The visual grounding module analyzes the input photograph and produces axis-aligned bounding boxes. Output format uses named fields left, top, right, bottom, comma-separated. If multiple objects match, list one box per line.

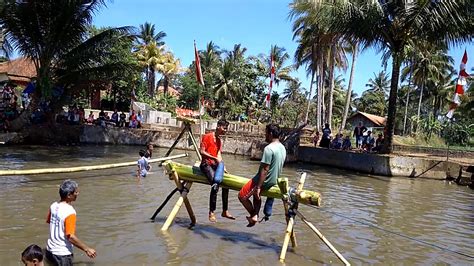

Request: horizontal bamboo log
left=0, top=153, right=188, bottom=176
left=163, top=161, right=321, bottom=206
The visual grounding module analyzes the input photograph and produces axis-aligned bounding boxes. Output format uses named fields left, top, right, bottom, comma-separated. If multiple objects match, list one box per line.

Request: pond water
left=0, top=145, right=473, bottom=265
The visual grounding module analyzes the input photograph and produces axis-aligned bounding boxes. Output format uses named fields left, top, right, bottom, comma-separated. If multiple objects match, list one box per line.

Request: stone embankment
left=0, top=124, right=470, bottom=182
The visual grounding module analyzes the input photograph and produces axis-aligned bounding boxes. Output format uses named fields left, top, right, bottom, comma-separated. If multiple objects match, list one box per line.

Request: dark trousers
left=200, top=161, right=229, bottom=213
left=45, top=249, right=73, bottom=266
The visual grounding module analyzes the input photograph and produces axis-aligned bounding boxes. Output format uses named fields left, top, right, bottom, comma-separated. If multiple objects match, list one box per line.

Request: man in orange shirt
left=200, top=119, right=235, bottom=222
left=45, top=180, right=96, bottom=265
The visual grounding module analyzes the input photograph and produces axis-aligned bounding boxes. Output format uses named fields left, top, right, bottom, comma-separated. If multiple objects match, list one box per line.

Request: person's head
left=216, top=119, right=229, bottom=136
left=378, top=133, right=382, bottom=138
left=367, top=130, right=372, bottom=135
left=21, top=244, right=44, bottom=266
left=358, top=121, right=363, bottom=127
left=89, top=111, right=93, bottom=115
left=59, top=179, right=79, bottom=202
left=324, top=123, right=329, bottom=129
left=315, top=131, right=320, bottom=135
left=345, top=136, right=350, bottom=140
left=147, top=143, right=153, bottom=151
left=265, top=123, right=281, bottom=142
left=339, top=133, right=343, bottom=138
left=139, top=150, right=146, bottom=157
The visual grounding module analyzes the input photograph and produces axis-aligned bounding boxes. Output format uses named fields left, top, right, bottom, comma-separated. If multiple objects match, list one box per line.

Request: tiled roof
left=0, top=58, right=37, bottom=82
left=350, top=111, right=386, bottom=127
left=157, top=85, right=181, bottom=97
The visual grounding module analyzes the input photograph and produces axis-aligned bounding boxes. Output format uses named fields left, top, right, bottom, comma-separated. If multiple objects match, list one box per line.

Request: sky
left=93, top=0, right=473, bottom=97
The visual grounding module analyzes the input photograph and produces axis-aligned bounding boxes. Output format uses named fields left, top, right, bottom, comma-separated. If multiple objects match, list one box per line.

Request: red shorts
left=238, top=178, right=258, bottom=200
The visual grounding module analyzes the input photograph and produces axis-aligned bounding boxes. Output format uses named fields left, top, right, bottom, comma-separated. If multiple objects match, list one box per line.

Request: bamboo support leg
left=187, top=128, right=202, bottom=161
left=161, top=181, right=193, bottom=231
left=283, top=201, right=297, bottom=247
left=164, top=125, right=187, bottom=158
left=278, top=177, right=297, bottom=247
left=172, top=172, right=196, bottom=226
left=295, top=209, right=350, bottom=266
left=279, top=215, right=295, bottom=262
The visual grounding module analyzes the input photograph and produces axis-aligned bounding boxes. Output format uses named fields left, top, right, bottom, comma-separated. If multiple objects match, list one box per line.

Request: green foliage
left=442, top=121, right=473, bottom=146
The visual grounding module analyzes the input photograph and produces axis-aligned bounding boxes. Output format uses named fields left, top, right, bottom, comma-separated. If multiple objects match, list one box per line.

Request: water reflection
left=0, top=145, right=473, bottom=265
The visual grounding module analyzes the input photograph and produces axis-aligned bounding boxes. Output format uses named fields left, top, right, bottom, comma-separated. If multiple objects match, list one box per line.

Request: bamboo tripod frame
left=157, top=119, right=349, bottom=264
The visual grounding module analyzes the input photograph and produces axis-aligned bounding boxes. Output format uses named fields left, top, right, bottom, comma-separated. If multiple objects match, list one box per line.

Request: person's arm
left=64, top=214, right=96, bottom=258
left=255, top=163, right=270, bottom=199
left=68, top=234, right=96, bottom=258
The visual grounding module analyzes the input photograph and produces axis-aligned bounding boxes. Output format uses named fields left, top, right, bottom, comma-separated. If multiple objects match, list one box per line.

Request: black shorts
left=45, top=249, right=73, bottom=266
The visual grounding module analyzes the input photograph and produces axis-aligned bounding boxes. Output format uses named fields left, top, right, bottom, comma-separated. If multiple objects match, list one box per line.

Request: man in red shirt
left=200, top=119, right=235, bottom=222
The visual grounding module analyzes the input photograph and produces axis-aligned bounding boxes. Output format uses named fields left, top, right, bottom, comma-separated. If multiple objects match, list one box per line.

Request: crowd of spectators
left=313, top=122, right=385, bottom=153
left=0, top=83, right=22, bottom=132
left=57, top=106, right=143, bottom=129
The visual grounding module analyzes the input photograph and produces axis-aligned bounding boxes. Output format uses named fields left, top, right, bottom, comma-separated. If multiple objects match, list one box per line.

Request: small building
left=347, top=111, right=386, bottom=131
left=0, top=58, right=37, bottom=87
left=157, top=85, right=181, bottom=98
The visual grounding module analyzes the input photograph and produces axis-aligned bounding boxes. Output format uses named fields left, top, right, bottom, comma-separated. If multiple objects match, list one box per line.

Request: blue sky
left=93, top=0, right=472, bottom=97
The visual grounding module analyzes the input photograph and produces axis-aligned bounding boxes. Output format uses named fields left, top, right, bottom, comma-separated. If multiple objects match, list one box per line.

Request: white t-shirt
left=46, top=202, right=77, bottom=256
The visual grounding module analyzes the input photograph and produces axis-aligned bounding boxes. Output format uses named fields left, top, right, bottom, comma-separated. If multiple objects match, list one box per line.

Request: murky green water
left=0, top=145, right=473, bottom=265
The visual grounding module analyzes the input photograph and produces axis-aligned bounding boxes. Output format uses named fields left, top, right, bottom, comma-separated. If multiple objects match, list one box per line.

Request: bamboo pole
left=187, top=127, right=202, bottom=161
left=0, top=154, right=188, bottom=176
left=172, top=171, right=196, bottom=226
left=279, top=215, right=295, bottom=262
left=161, top=181, right=193, bottom=231
left=295, top=209, right=350, bottom=266
left=163, top=161, right=322, bottom=207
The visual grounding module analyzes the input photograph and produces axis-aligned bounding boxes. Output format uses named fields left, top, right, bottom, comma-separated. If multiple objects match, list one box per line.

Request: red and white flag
left=265, top=55, right=275, bottom=108
left=446, top=50, right=469, bottom=119
left=194, top=41, right=204, bottom=86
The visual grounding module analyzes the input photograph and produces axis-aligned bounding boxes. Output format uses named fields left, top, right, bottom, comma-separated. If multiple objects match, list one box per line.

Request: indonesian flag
left=194, top=41, right=204, bottom=86
left=265, top=55, right=275, bottom=108
left=446, top=50, right=469, bottom=119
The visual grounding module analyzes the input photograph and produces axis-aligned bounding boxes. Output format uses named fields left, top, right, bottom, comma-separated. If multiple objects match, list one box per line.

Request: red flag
left=265, top=55, right=275, bottom=108
left=446, top=50, right=469, bottom=119
left=194, top=41, right=204, bottom=86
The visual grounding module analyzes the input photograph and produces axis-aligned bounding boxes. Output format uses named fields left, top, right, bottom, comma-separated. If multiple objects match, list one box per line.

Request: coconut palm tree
left=365, top=71, right=390, bottom=97
left=136, top=22, right=166, bottom=97
left=333, top=0, right=473, bottom=153
left=136, top=41, right=165, bottom=97
left=156, top=51, right=181, bottom=96
left=340, top=41, right=359, bottom=132
left=1, top=0, right=135, bottom=130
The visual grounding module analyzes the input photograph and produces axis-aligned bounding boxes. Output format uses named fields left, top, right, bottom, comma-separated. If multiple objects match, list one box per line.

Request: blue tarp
left=23, top=82, right=35, bottom=94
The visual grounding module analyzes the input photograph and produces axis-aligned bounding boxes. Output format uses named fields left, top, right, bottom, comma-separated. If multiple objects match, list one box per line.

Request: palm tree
left=365, top=71, right=390, bottom=97
left=156, top=51, right=181, bottom=96
left=401, top=42, right=453, bottom=132
left=136, top=22, right=166, bottom=97
left=282, top=79, right=303, bottom=102
left=333, top=0, right=473, bottom=153
left=136, top=41, right=165, bottom=97
left=1, top=0, right=135, bottom=130
left=137, top=22, right=166, bottom=46
left=340, top=41, right=359, bottom=132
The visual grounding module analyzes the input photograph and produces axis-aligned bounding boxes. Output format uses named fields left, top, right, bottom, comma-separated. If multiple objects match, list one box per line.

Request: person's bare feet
left=246, top=216, right=258, bottom=227
left=209, top=212, right=217, bottom=223
left=221, top=211, right=236, bottom=220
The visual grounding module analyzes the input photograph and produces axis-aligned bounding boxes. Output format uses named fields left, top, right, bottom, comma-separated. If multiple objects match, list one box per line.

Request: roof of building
left=348, top=111, right=386, bottom=127
left=157, top=85, right=181, bottom=97
left=0, top=58, right=36, bottom=82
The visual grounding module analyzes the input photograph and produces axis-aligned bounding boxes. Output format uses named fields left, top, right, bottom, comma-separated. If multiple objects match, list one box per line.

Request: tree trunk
left=304, top=70, right=315, bottom=124
left=340, top=42, right=358, bottom=132
left=319, top=56, right=326, bottom=126
left=415, top=82, right=424, bottom=133
left=381, top=52, right=402, bottom=154
left=327, top=43, right=336, bottom=130
left=403, top=60, right=414, bottom=136
left=148, top=65, right=155, bottom=98
left=164, top=76, right=169, bottom=95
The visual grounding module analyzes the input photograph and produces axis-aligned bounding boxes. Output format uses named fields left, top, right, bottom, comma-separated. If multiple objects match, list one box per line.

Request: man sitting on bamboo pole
left=200, top=119, right=235, bottom=223
left=238, top=123, right=287, bottom=227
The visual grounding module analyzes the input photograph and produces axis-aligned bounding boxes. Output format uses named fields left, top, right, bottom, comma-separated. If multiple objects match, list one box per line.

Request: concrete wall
left=79, top=125, right=260, bottom=156
left=298, top=146, right=460, bottom=179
